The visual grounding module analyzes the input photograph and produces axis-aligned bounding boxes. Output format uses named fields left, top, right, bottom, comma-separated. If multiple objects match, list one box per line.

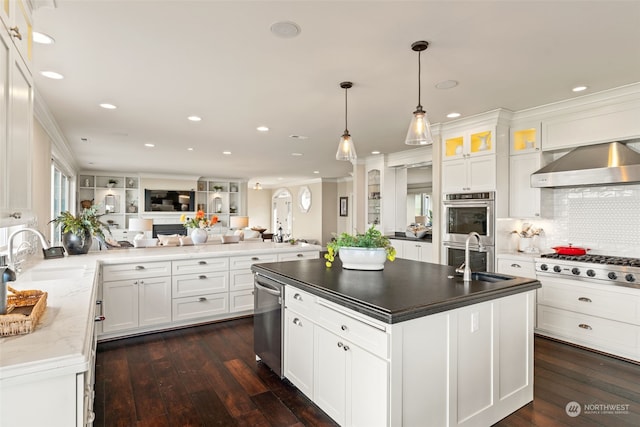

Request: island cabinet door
left=138, top=276, right=172, bottom=327
left=284, top=310, right=315, bottom=398
left=314, top=326, right=388, bottom=427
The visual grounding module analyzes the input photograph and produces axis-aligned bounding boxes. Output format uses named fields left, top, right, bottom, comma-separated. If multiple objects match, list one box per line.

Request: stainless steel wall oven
left=443, top=192, right=495, bottom=272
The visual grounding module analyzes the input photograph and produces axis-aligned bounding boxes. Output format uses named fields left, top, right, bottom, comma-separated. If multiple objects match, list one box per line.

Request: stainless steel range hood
left=531, top=141, right=640, bottom=188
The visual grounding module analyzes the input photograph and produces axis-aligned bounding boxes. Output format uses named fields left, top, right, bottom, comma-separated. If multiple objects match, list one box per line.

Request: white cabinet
left=395, top=239, right=433, bottom=263
left=172, top=257, right=230, bottom=321
left=284, top=310, right=315, bottom=397
left=277, top=251, right=319, bottom=262
left=442, top=155, right=496, bottom=193
left=508, top=122, right=542, bottom=218
left=367, top=168, right=381, bottom=226
left=536, top=276, right=640, bottom=361
left=0, top=0, right=33, bottom=69
left=0, top=19, right=33, bottom=221
left=229, top=253, right=278, bottom=313
left=497, top=255, right=536, bottom=279
left=78, top=174, right=140, bottom=232
left=102, top=261, right=172, bottom=334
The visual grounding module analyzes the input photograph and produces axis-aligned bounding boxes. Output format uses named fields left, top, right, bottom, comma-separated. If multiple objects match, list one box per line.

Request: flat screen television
left=144, top=189, right=195, bottom=212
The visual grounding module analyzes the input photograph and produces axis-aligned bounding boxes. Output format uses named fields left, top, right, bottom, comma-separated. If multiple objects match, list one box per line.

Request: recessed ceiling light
left=291, top=152, right=303, bottom=156
left=289, top=135, right=309, bottom=140
left=33, top=31, right=55, bottom=44
left=572, top=85, right=588, bottom=92
left=144, top=143, right=155, bottom=147
left=447, top=112, right=461, bottom=118
left=99, top=103, right=117, bottom=110
left=371, top=151, right=381, bottom=155
left=257, top=126, right=269, bottom=132
left=313, top=170, right=320, bottom=174
left=270, top=21, right=301, bottom=38
left=223, top=151, right=231, bottom=155
left=435, top=80, right=459, bottom=90
left=40, top=71, right=64, bottom=79
left=187, top=147, right=194, bottom=151
left=187, top=116, right=202, bottom=121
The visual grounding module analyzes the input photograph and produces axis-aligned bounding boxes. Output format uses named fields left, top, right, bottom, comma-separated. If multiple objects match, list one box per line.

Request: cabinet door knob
left=198, top=260, right=207, bottom=265
left=578, top=323, right=592, bottom=330
left=297, top=253, right=304, bottom=258
left=294, top=293, right=302, bottom=301
left=578, top=297, right=592, bottom=303
left=511, top=263, right=521, bottom=268
left=198, top=297, right=207, bottom=302
left=341, top=325, right=348, bottom=331
left=337, top=342, right=343, bottom=348
left=251, top=257, right=260, bottom=261
left=135, top=265, right=145, bottom=270
left=293, top=318, right=302, bottom=326
left=199, top=275, right=207, bottom=280
left=343, top=345, right=349, bottom=352
left=9, top=26, right=22, bottom=40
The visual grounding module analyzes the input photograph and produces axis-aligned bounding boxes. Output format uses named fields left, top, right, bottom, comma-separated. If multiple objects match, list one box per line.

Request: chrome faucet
left=7, top=228, right=51, bottom=269
left=455, top=231, right=483, bottom=281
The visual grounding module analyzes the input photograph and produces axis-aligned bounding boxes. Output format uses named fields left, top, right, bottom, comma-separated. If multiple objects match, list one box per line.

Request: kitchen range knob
left=586, top=269, right=596, bottom=277
left=540, top=264, right=548, bottom=271
left=571, top=267, right=580, bottom=275
left=625, top=274, right=635, bottom=282
left=553, top=265, right=562, bottom=273
left=608, top=272, right=618, bottom=280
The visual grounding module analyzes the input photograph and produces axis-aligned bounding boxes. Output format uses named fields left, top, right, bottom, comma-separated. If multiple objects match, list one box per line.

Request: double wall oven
left=442, top=192, right=495, bottom=272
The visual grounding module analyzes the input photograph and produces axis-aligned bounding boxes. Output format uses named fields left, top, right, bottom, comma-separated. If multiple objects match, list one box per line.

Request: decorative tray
left=0, top=287, right=48, bottom=336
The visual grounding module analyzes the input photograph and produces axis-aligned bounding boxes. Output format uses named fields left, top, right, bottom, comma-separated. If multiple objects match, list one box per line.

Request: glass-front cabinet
left=443, top=127, right=494, bottom=161
left=510, top=123, right=540, bottom=154
left=367, top=169, right=381, bottom=225
left=195, top=178, right=243, bottom=229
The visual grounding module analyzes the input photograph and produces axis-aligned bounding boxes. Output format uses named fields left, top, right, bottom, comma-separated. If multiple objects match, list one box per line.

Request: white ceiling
left=32, top=0, right=640, bottom=187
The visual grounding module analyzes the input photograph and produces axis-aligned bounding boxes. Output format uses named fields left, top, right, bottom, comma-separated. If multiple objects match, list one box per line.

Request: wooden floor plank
left=95, top=319, right=640, bottom=427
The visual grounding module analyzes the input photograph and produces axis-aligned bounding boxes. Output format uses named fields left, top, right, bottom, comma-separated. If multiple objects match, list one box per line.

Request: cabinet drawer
left=285, top=286, right=317, bottom=316
left=497, top=258, right=536, bottom=279
left=103, top=261, right=171, bottom=281
left=537, top=278, right=640, bottom=325
left=172, top=257, right=228, bottom=275
left=277, top=251, right=319, bottom=262
left=229, top=269, right=254, bottom=291
left=229, top=253, right=278, bottom=270
left=537, top=305, right=640, bottom=361
left=172, top=293, right=229, bottom=322
left=315, top=299, right=389, bottom=359
left=230, top=289, right=254, bottom=313
left=172, top=272, right=229, bottom=298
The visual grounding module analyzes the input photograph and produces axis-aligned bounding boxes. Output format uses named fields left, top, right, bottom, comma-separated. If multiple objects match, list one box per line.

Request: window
left=51, top=163, right=71, bottom=245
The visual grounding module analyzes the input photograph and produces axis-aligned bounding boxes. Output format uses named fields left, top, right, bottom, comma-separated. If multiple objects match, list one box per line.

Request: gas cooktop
left=535, top=253, right=640, bottom=287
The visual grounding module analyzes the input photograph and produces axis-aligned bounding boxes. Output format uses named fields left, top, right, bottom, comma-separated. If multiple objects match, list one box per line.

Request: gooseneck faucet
left=7, top=228, right=51, bottom=269
left=455, top=231, right=483, bottom=282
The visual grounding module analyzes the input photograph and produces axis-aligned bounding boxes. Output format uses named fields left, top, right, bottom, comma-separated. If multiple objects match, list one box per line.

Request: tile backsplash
left=498, top=184, right=640, bottom=257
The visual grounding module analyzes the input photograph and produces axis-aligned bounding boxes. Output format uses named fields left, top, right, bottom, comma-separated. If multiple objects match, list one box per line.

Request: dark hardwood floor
left=95, top=317, right=640, bottom=426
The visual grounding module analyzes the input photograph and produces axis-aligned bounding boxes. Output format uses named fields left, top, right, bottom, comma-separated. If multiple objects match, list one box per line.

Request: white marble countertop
left=0, top=241, right=320, bottom=382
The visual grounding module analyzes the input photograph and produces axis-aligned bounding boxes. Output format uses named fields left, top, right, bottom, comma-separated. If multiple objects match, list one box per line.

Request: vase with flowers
left=180, top=210, right=218, bottom=244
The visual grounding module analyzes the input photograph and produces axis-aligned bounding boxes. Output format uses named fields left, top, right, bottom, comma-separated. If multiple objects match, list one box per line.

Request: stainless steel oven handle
left=255, top=281, right=282, bottom=296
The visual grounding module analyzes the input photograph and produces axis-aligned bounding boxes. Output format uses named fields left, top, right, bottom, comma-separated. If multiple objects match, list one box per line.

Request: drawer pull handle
left=511, top=263, right=521, bottom=268
left=293, top=318, right=302, bottom=326
left=578, top=297, right=592, bottom=303
left=9, top=26, right=22, bottom=40
left=342, top=345, right=349, bottom=352
left=297, top=253, right=304, bottom=258
left=341, top=325, right=348, bottom=331
left=135, top=265, right=145, bottom=270
left=198, top=297, right=207, bottom=302
left=199, top=275, right=207, bottom=280
left=198, top=261, right=207, bottom=265
left=294, top=293, right=302, bottom=301
left=251, top=257, right=260, bottom=261
left=578, top=323, right=592, bottom=330
left=337, top=342, right=343, bottom=348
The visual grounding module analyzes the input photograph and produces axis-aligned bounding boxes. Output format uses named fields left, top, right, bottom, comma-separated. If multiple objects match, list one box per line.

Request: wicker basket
left=0, top=287, right=48, bottom=337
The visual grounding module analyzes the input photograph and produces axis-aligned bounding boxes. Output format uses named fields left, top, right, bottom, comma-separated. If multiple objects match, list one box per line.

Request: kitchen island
left=252, top=258, right=540, bottom=427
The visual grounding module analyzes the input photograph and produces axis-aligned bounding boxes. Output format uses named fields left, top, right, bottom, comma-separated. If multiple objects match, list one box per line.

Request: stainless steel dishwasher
left=253, top=273, right=284, bottom=378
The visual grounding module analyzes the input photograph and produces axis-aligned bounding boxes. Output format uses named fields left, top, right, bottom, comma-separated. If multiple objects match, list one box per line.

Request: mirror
left=298, top=186, right=312, bottom=213
left=406, top=165, right=432, bottom=225
left=272, top=188, right=292, bottom=237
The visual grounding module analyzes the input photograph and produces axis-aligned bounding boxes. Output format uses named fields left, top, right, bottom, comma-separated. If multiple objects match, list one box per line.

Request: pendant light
left=405, top=41, right=434, bottom=145
left=336, top=81, right=357, bottom=161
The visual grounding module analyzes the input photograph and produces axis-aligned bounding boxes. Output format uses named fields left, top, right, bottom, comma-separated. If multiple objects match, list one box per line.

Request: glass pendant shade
left=336, top=131, right=357, bottom=161
left=405, top=107, right=434, bottom=145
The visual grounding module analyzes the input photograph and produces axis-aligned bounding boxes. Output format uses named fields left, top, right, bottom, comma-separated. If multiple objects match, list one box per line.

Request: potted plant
left=107, top=178, right=118, bottom=188
left=325, top=225, right=396, bottom=270
left=50, top=207, right=110, bottom=255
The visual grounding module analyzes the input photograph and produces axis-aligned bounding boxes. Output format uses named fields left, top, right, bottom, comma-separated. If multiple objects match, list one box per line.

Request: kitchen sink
left=18, top=265, right=88, bottom=282
left=470, top=272, right=513, bottom=283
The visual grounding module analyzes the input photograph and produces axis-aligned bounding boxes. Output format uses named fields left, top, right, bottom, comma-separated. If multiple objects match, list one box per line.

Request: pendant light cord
left=417, top=49, right=422, bottom=109
left=344, top=86, right=349, bottom=133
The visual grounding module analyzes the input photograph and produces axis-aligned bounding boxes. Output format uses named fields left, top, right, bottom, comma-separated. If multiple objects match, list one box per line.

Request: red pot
left=552, top=245, right=589, bottom=255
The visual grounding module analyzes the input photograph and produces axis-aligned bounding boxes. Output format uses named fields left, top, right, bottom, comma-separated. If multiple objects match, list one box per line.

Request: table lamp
left=229, top=216, right=249, bottom=230
left=129, top=218, right=153, bottom=240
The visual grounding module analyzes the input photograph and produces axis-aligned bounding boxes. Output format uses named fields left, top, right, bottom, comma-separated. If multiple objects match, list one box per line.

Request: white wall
left=247, top=185, right=271, bottom=231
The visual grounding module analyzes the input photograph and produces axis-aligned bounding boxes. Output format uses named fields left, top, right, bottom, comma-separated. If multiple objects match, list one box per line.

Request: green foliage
left=50, top=207, right=109, bottom=244
left=325, top=225, right=396, bottom=267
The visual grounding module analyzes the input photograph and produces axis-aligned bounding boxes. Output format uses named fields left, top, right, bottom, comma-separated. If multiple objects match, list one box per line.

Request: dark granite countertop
left=252, top=258, right=540, bottom=324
